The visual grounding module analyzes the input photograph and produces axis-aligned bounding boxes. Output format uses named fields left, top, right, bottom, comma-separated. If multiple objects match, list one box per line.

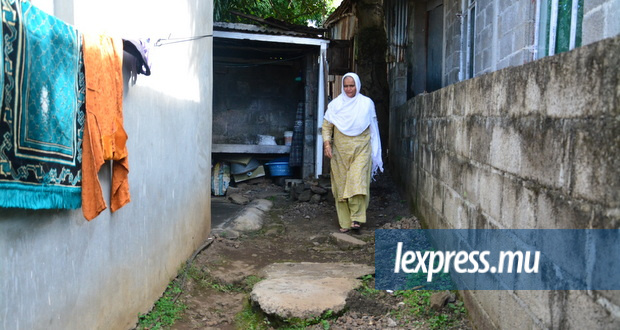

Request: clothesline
left=215, top=54, right=306, bottom=68
left=154, top=34, right=213, bottom=47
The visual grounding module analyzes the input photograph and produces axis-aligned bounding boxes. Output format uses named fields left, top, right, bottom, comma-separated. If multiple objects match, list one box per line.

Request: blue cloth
left=0, top=1, right=84, bottom=209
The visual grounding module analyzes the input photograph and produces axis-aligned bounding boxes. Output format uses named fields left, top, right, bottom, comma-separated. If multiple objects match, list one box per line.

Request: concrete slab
left=251, top=262, right=374, bottom=319
left=212, top=198, right=273, bottom=233
left=251, top=276, right=358, bottom=319
left=259, top=262, right=374, bottom=279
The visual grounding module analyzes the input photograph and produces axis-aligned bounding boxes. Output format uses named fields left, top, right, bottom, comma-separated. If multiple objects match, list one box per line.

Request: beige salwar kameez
left=322, top=119, right=372, bottom=229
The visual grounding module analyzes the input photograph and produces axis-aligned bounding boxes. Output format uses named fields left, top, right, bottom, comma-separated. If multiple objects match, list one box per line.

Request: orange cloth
left=82, top=33, right=130, bottom=220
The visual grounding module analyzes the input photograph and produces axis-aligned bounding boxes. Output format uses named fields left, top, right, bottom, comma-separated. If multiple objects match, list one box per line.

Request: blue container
left=266, top=158, right=291, bottom=177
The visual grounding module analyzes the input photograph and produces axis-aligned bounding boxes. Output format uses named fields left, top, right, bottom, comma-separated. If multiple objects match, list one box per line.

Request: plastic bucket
left=266, top=158, right=291, bottom=177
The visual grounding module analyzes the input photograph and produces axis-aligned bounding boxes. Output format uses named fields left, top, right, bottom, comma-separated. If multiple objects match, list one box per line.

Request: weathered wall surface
left=389, top=36, right=619, bottom=328
left=0, top=1, right=213, bottom=329
left=213, top=62, right=304, bottom=144
left=442, top=0, right=620, bottom=87
left=583, top=0, right=620, bottom=47
left=441, top=0, right=537, bottom=86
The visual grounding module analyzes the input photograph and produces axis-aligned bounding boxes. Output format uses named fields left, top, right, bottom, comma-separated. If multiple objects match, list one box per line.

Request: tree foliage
left=214, top=0, right=336, bottom=26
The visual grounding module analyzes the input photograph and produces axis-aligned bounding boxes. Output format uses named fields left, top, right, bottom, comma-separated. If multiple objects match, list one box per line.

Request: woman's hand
left=323, top=141, right=332, bottom=159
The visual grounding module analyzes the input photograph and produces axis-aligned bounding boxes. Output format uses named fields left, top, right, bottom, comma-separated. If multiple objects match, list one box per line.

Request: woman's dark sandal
left=352, top=221, right=361, bottom=229
left=339, top=228, right=350, bottom=233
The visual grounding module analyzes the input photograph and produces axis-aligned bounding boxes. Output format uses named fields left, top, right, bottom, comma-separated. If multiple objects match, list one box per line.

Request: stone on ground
left=430, top=291, right=455, bottom=311
left=231, top=208, right=263, bottom=231
left=251, top=199, right=273, bottom=211
left=228, top=193, right=249, bottom=205
left=330, top=232, right=367, bottom=248
left=251, top=262, right=374, bottom=319
left=230, top=199, right=273, bottom=232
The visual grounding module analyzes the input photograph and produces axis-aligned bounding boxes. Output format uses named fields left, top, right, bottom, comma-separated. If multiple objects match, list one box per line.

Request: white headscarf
left=324, top=72, right=384, bottom=177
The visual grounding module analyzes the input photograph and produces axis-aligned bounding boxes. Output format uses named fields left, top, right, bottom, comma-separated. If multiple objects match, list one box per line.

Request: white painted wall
left=0, top=1, right=213, bottom=329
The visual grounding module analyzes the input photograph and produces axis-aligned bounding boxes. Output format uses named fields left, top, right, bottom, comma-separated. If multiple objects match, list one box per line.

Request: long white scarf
left=324, top=73, right=384, bottom=177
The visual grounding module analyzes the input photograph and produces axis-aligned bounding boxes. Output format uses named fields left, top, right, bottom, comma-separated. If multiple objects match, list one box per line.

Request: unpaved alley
left=139, top=170, right=471, bottom=329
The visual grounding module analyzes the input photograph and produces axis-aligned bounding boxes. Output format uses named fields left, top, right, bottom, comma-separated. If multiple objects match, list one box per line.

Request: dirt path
left=160, top=171, right=471, bottom=329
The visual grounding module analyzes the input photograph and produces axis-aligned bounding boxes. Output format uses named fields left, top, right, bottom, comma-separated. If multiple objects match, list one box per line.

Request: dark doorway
left=426, top=3, right=443, bottom=93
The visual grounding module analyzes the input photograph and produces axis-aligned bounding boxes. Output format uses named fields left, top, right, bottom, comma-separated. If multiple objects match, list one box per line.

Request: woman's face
left=343, top=76, right=357, bottom=98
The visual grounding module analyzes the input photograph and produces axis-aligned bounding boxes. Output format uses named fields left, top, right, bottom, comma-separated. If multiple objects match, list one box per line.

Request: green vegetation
left=235, top=299, right=272, bottom=330
left=281, top=309, right=337, bottom=329
left=137, top=262, right=264, bottom=329
left=137, top=281, right=187, bottom=330
left=391, top=290, right=467, bottom=329
left=214, top=0, right=338, bottom=26
left=186, top=264, right=250, bottom=293
left=357, top=274, right=381, bottom=297
left=244, top=275, right=264, bottom=289
left=235, top=303, right=338, bottom=329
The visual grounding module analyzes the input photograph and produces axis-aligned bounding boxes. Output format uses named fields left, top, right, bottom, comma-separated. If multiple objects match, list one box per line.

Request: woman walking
left=322, top=72, right=383, bottom=233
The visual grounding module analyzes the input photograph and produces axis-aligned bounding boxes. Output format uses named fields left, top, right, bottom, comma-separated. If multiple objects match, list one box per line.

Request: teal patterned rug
left=0, top=0, right=84, bottom=209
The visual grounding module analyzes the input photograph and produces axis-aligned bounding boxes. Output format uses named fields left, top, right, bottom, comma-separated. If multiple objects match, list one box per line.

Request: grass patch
left=186, top=264, right=244, bottom=293
left=235, top=299, right=273, bottom=330
left=137, top=261, right=261, bottom=330
left=391, top=290, right=467, bottom=329
left=244, top=275, right=264, bottom=289
left=357, top=274, right=381, bottom=297
left=235, top=301, right=337, bottom=330
left=280, top=309, right=337, bottom=329
left=137, top=281, right=187, bottom=330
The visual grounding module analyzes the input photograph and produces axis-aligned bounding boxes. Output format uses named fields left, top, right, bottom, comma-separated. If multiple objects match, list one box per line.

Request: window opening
left=538, top=0, right=583, bottom=58
left=466, top=0, right=476, bottom=79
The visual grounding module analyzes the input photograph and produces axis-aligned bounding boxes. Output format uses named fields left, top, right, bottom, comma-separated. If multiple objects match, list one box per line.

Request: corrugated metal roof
left=214, top=22, right=327, bottom=40
left=324, top=0, right=353, bottom=27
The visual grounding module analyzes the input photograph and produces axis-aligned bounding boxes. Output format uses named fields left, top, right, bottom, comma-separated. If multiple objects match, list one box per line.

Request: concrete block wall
left=444, top=0, right=463, bottom=84
left=388, top=62, right=408, bottom=109
left=212, top=64, right=303, bottom=145
left=389, top=35, right=620, bottom=328
left=495, top=0, right=536, bottom=70
left=583, top=0, right=620, bottom=47
left=443, top=0, right=619, bottom=91
left=443, top=0, right=537, bottom=85
left=473, top=0, right=495, bottom=75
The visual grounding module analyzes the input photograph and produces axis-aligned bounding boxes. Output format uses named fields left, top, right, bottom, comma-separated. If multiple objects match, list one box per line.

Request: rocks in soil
left=330, top=232, right=367, bottom=250
left=225, top=186, right=241, bottom=197
left=309, top=194, right=322, bottom=204
left=228, top=193, right=249, bottom=205
left=430, top=290, right=456, bottom=311
left=379, top=216, right=422, bottom=229
left=346, top=290, right=390, bottom=316
left=310, top=185, right=327, bottom=195
left=263, top=223, right=285, bottom=237
left=289, top=179, right=331, bottom=204
left=297, top=190, right=313, bottom=202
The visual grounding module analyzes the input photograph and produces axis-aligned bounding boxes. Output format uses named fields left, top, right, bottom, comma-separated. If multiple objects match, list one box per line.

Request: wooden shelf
left=212, top=144, right=290, bottom=154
